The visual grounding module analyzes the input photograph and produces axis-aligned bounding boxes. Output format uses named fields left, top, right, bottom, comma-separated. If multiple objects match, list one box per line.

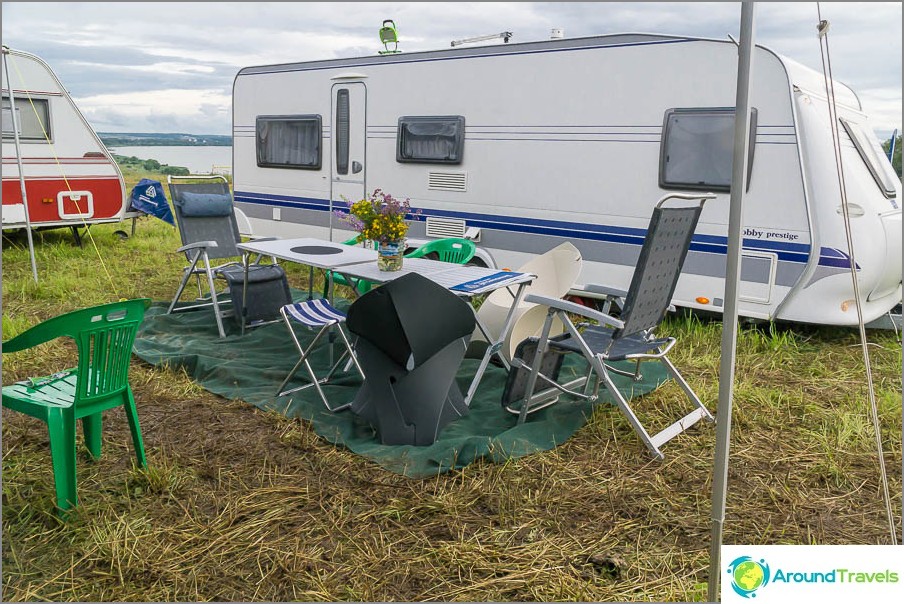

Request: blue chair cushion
left=178, top=192, right=233, bottom=217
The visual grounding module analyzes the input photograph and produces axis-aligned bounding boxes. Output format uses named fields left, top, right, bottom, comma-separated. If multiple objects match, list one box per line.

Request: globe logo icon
left=727, top=556, right=770, bottom=598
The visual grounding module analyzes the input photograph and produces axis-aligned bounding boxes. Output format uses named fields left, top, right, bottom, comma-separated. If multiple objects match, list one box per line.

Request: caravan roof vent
left=428, top=171, right=468, bottom=192
left=425, top=216, right=467, bottom=239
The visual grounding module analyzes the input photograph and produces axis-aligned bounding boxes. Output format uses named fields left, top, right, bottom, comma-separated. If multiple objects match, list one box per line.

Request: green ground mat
left=133, top=299, right=669, bottom=478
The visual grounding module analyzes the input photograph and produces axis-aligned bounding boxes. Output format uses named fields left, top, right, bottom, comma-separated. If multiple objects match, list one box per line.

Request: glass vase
left=376, top=239, right=404, bottom=271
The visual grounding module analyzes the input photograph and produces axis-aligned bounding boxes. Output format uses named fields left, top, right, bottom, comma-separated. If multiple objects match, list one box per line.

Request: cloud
left=76, top=88, right=231, bottom=133
left=2, top=2, right=899, bottom=136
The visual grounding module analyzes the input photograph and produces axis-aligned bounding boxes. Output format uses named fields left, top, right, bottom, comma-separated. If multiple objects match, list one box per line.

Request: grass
left=1, top=167, right=901, bottom=601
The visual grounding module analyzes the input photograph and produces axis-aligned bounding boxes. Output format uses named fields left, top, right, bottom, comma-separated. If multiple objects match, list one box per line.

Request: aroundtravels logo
left=727, top=556, right=771, bottom=598
left=723, top=545, right=903, bottom=602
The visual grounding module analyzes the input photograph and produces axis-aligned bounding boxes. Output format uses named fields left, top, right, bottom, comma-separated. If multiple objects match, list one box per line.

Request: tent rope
left=7, top=53, right=120, bottom=298
left=815, top=3, right=897, bottom=544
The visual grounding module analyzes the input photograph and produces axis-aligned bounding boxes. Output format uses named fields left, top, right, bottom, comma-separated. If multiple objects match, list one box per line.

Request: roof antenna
left=379, top=20, right=401, bottom=54
left=450, top=31, right=514, bottom=47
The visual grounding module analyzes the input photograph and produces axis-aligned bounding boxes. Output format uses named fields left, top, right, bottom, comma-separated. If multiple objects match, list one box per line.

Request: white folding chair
left=275, top=299, right=363, bottom=412
left=474, top=241, right=583, bottom=361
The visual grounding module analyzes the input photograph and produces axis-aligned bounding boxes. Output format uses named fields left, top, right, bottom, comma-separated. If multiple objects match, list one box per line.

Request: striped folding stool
left=276, top=299, right=364, bottom=411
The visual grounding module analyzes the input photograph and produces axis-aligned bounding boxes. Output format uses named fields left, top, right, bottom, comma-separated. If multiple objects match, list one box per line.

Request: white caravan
left=2, top=47, right=127, bottom=233
left=232, top=33, right=902, bottom=326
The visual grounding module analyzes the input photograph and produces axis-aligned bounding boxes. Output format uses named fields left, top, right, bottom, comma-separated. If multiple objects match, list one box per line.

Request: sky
left=2, top=2, right=901, bottom=139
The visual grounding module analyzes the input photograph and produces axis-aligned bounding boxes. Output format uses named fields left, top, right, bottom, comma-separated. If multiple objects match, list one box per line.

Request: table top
left=337, top=257, right=534, bottom=296
left=237, top=237, right=376, bottom=269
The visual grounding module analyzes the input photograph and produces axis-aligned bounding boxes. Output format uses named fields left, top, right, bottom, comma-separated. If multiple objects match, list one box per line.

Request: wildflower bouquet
left=335, top=188, right=416, bottom=245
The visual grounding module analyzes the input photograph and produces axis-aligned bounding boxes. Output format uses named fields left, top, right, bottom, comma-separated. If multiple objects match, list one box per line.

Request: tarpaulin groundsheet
left=133, top=298, right=669, bottom=478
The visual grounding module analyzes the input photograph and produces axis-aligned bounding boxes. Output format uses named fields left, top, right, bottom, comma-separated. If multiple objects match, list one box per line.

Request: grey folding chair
left=503, top=192, right=717, bottom=459
left=166, top=175, right=290, bottom=338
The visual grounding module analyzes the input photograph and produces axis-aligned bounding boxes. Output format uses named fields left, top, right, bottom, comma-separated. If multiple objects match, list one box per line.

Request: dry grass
left=1, top=171, right=901, bottom=601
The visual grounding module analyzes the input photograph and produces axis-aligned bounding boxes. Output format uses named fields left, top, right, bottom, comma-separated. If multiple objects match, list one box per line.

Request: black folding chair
left=503, top=192, right=717, bottom=459
left=166, top=175, right=290, bottom=338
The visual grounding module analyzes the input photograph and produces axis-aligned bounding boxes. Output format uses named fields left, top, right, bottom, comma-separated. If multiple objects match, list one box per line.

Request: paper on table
left=445, top=270, right=530, bottom=294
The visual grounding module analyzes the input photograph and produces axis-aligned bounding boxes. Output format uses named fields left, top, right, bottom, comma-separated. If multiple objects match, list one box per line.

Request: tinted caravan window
left=256, top=115, right=322, bottom=169
left=660, top=107, right=757, bottom=192
left=397, top=115, right=465, bottom=164
left=2, top=96, right=51, bottom=141
left=839, top=117, right=896, bottom=198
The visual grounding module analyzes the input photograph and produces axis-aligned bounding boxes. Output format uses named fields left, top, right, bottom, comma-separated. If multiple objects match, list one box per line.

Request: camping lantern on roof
left=379, top=19, right=401, bottom=54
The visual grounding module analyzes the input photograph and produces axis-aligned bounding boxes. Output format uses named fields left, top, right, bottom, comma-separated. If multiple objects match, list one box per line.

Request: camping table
left=335, top=258, right=535, bottom=406
left=235, top=237, right=378, bottom=333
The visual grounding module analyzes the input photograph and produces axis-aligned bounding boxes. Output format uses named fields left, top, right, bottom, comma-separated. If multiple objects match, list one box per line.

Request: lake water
left=109, top=145, right=232, bottom=174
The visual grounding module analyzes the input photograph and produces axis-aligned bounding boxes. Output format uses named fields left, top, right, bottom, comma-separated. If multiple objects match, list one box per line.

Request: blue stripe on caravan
left=234, top=191, right=853, bottom=269
left=236, top=191, right=330, bottom=213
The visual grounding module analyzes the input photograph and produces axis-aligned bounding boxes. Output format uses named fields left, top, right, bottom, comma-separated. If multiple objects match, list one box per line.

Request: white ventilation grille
left=428, top=171, right=468, bottom=192
left=426, top=216, right=467, bottom=238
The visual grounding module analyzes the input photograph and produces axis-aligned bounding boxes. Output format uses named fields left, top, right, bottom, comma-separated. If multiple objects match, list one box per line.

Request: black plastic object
left=501, top=335, right=567, bottom=411
left=220, top=264, right=291, bottom=325
left=290, top=245, right=343, bottom=255
left=346, top=272, right=476, bottom=445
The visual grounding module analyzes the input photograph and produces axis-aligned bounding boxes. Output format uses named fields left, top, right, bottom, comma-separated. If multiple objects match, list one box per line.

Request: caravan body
left=2, top=48, right=127, bottom=230
left=232, top=33, right=901, bottom=326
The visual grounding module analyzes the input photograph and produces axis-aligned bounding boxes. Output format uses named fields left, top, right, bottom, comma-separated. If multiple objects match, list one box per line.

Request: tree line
left=881, top=134, right=902, bottom=178
left=113, top=155, right=190, bottom=176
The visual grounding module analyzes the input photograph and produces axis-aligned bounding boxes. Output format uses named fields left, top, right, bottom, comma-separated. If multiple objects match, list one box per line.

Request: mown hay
left=2, top=216, right=901, bottom=602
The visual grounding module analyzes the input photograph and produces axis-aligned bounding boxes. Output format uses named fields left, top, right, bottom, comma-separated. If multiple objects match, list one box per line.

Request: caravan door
left=330, top=81, right=366, bottom=240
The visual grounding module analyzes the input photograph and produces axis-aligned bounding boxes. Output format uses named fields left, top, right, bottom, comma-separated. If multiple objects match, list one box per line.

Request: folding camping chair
left=275, top=299, right=364, bottom=412
left=473, top=241, right=582, bottom=362
left=503, top=192, right=717, bottom=459
left=166, top=175, right=290, bottom=338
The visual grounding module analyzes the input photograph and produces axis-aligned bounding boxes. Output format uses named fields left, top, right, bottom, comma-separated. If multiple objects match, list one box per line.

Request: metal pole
left=708, top=3, right=756, bottom=602
left=2, top=48, right=39, bottom=283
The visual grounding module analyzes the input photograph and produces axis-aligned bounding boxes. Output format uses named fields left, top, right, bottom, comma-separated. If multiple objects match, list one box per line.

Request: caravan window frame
left=2, top=95, right=52, bottom=142
left=255, top=114, right=322, bottom=170
left=396, top=115, right=465, bottom=164
left=659, top=107, right=757, bottom=192
left=839, top=117, right=896, bottom=199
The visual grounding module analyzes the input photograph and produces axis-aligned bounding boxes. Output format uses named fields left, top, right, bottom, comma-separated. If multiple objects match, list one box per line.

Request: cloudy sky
left=2, top=2, right=901, bottom=138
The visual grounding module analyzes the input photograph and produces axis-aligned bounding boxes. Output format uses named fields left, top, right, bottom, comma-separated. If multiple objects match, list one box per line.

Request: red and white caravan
left=2, top=47, right=127, bottom=232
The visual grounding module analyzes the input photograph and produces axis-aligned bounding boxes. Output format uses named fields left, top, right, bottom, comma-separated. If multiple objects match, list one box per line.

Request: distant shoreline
left=103, top=142, right=232, bottom=147
left=99, top=132, right=232, bottom=147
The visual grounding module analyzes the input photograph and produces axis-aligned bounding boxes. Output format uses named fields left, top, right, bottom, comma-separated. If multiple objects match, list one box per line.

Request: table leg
left=327, top=268, right=336, bottom=365
left=463, top=281, right=529, bottom=406
left=240, top=251, right=250, bottom=336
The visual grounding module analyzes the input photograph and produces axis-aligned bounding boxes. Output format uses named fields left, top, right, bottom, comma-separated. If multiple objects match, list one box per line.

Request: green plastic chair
left=1, top=299, right=150, bottom=512
left=405, top=238, right=476, bottom=264
left=324, top=236, right=374, bottom=297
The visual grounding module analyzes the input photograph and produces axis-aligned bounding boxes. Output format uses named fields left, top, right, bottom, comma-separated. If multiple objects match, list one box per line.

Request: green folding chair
left=1, top=299, right=150, bottom=512
left=405, top=238, right=476, bottom=264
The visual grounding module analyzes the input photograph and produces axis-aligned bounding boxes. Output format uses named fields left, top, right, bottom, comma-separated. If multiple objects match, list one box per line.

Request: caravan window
left=839, top=118, right=896, bottom=199
left=256, top=115, right=322, bottom=169
left=1, top=96, right=51, bottom=141
left=659, top=107, right=757, bottom=192
left=397, top=116, right=465, bottom=164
